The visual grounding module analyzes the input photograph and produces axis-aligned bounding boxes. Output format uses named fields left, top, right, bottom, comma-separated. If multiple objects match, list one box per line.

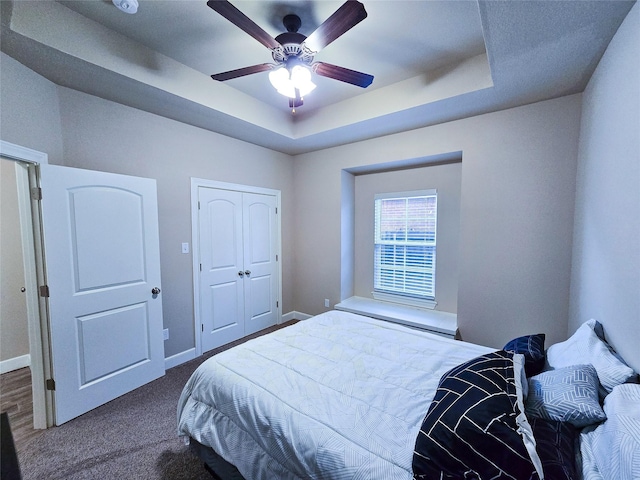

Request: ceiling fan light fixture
left=207, top=0, right=373, bottom=110
left=291, top=65, right=316, bottom=97
left=269, top=66, right=316, bottom=99
left=112, top=0, right=138, bottom=14
left=269, top=67, right=295, bottom=98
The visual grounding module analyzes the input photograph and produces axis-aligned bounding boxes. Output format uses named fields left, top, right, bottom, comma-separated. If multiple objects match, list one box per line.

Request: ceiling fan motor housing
left=273, top=37, right=313, bottom=65
left=272, top=14, right=314, bottom=65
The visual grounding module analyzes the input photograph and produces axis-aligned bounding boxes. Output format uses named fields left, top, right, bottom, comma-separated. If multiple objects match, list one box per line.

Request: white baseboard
left=283, top=311, right=312, bottom=322
left=0, top=354, right=30, bottom=374
left=165, top=348, right=196, bottom=370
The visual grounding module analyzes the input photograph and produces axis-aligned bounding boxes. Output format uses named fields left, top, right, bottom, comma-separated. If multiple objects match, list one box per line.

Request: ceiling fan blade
left=303, top=0, right=368, bottom=53
left=206, top=0, right=281, bottom=51
left=211, top=63, right=273, bottom=81
left=313, top=62, right=374, bottom=88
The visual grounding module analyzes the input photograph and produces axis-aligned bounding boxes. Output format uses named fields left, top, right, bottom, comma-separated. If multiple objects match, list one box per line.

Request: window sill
left=334, top=296, right=458, bottom=339
left=372, top=291, right=436, bottom=309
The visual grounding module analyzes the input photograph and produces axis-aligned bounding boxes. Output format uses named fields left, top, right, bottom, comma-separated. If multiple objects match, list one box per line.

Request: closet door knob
left=151, top=287, right=161, bottom=295
left=238, top=271, right=244, bottom=277
left=244, top=270, right=251, bottom=276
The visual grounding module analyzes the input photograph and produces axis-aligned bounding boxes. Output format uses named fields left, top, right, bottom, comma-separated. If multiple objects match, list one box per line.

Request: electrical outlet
left=163, top=328, right=169, bottom=341
left=324, top=299, right=330, bottom=308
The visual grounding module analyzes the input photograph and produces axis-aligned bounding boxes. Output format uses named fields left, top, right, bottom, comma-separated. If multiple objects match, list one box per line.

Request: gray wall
left=293, top=95, right=581, bottom=348
left=2, top=1, right=638, bottom=367
left=569, top=2, right=639, bottom=372
left=1, top=52, right=63, bottom=366
left=0, top=53, right=295, bottom=359
left=0, top=53, right=64, bottom=164
left=54, top=87, right=295, bottom=358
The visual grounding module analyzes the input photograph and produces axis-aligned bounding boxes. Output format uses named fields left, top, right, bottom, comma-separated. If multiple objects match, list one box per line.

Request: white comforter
left=177, top=310, right=493, bottom=479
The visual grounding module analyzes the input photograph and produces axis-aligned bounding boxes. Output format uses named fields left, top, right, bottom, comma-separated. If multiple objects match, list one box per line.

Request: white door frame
left=190, top=178, right=282, bottom=357
left=0, top=140, right=51, bottom=428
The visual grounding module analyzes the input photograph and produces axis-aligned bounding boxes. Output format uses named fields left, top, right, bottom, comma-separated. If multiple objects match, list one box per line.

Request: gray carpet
left=18, top=322, right=296, bottom=480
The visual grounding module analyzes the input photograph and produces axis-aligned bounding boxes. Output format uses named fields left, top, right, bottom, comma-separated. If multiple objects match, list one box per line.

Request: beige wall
left=0, top=52, right=61, bottom=367
left=570, top=3, right=639, bottom=372
left=0, top=53, right=295, bottom=359
left=0, top=48, right=583, bottom=360
left=0, top=53, right=64, bottom=165
left=3, top=10, right=638, bottom=366
left=353, top=161, right=462, bottom=313
left=54, top=87, right=295, bottom=358
left=294, top=95, right=581, bottom=348
left=0, top=159, right=30, bottom=362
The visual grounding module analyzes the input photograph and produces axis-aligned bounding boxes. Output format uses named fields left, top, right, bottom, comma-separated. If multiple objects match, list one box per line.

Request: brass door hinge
left=46, top=378, right=55, bottom=391
left=39, top=285, right=50, bottom=297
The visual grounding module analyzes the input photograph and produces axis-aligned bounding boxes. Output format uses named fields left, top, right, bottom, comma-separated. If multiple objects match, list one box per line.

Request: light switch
left=181, top=242, right=189, bottom=254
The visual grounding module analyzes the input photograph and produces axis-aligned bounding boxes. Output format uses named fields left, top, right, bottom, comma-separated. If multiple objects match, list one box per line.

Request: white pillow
left=588, top=384, right=640, bottom=480
left=546, top=319, right=634, bottom=393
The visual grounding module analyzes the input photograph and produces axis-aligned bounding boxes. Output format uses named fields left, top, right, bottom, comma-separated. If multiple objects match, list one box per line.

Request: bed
left=177, top=310, right=639, bottom=480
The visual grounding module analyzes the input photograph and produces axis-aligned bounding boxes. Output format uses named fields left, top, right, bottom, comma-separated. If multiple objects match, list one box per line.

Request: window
left=373, top=189, right=437, bottom=307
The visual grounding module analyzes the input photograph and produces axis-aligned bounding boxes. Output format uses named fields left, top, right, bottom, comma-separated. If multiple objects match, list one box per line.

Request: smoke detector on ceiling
left=112, top=0, right=138, bottom=14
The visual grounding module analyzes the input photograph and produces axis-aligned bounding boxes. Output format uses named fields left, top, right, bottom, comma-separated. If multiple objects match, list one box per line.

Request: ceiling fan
left=206, top=0, right=374, bottom=111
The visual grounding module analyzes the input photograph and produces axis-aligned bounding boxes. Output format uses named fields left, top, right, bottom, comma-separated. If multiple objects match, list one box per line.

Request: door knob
left=244, top=270, right=251, bottom=276
left=151, top=287, right=161, bottom=295
left=238, top=271, right=244, bottom=277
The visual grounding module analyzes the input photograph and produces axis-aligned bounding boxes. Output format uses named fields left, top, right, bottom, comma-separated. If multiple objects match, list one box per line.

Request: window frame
left=372, top=189, right=437, bottom=309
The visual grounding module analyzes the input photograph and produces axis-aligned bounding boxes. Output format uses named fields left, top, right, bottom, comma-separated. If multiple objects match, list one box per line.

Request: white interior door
left=39, top=164, right=165, bottom=425
left=243, top=193, right=278, bottom=335
left=198, top=187, right=278, bottom=352
left=198, top=187, right=244, bottom=352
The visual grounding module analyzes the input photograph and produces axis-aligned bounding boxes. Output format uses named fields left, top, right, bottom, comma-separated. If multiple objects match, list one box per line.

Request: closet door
left=243, top=193, right=278, bottom=335
left=198, top=187, right=279, bottom=353
left=199, top=188, right=244, bottom=352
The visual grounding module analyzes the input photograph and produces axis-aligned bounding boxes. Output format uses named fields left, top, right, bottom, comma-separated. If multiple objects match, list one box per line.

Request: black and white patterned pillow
left=504, top=333, right=546, bottom=377
left=530, top=417, right=579, bottom=480
left=413, top=350, right=543, bottom=480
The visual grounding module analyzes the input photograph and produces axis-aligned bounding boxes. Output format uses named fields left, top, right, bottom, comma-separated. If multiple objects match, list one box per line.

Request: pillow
left=530, top=417, right=578, bottom=480
left=590, top=318, right=606, bottom=340
left=504, top=333, right=546, bottom=377
left=546, top=319, right=635, bottom=393
left=525, top=364, right=606, bottom=428
left=412, top=351, right=543, bottom=480
left=591, top=384, right=640, bottom=480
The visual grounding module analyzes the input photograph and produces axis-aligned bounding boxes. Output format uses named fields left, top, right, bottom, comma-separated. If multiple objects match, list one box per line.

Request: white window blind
left=374, top=190, right=437, bottom=301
